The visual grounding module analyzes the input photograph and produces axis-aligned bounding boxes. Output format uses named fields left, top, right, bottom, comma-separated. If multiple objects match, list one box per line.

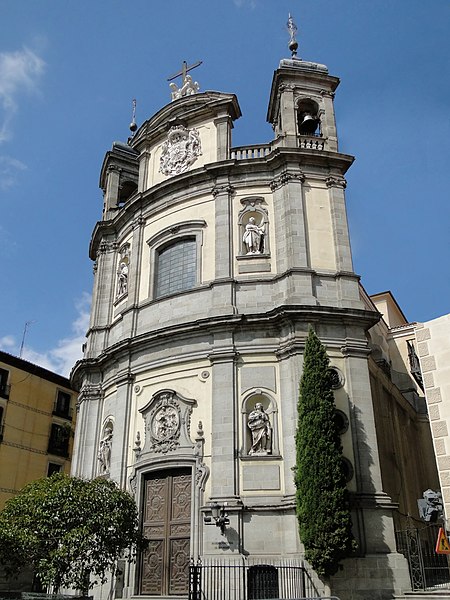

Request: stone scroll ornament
left=159, top=125, right=202, bottom=176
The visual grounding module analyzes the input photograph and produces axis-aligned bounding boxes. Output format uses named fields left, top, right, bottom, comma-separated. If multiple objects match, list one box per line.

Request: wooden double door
left=139, top=468, right=192, bottom=596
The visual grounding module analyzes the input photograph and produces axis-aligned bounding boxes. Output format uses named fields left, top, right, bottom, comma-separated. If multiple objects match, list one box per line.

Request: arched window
left=155, top=238, right=197, bottom=298
left=147, top=220, right=206, bottom=300
left=296, top=98, right=321, bottom=136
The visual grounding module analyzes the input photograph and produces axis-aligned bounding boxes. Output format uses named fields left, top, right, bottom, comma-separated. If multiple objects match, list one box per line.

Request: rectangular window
left=155, top=238, right=197, bottom=298
left=0, top=368, right=10, bottom=399
left=47, top=462, right=62, bottom=477
left=48, top=423, right=70, bottom=457
left=53, top=391, right=72, bottom=419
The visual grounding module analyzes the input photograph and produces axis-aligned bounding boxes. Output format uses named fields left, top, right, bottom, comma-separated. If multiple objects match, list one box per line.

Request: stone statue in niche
left=117, top=261, right=129, bottom=296
left=247, top=403, right=272, bottom=455
left=98, top=426, right=113, bottom=474
left=159, top=124, right=202, bottom=176
left=243, top=216, right=265, bottom=254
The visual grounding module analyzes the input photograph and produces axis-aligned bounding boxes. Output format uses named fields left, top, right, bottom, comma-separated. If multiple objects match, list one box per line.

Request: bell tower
left=268, top=16, right=339, bottom=151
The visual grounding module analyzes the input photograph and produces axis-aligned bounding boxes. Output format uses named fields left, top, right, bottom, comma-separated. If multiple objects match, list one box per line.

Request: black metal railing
left=189, top=559, right=320, bottom=600
left=396, top=524, right=450, bottom=590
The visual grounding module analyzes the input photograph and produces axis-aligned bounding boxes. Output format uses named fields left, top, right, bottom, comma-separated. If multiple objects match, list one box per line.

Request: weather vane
left=287, top=13, right=298, bottom=57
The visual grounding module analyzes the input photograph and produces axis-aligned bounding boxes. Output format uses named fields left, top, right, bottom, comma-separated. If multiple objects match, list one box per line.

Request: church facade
left=71, top=32, right=414, bottom=600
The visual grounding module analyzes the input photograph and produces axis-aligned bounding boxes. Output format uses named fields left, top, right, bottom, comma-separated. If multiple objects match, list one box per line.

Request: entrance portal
left=140, top=468, right=192, bottom=595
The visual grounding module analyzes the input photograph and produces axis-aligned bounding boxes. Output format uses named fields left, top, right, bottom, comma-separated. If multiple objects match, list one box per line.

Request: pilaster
left=208, top=346, right=239, bottom=501
left=271, top=173, right=316, bottom=304
left=71, top=383, right=104, bottom=479
left=111, top=371, right=135, bottom=488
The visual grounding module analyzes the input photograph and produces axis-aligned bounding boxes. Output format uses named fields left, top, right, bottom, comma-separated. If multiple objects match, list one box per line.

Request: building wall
left=416, top=315, right=450, bottom=519
left=0, top=352, right=76, bottom=508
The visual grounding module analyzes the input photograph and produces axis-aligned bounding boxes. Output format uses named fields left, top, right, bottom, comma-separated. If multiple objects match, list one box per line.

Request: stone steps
left=396, top=589, right=450, bottom=600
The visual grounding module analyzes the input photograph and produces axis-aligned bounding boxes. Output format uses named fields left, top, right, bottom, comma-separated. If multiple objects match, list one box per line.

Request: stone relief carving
left=247, top=403, right=272, bottom=455
left=194, top=421, right=210, bottom=491
left=153, top=403, right=180, bottom=442
left=138, top=389, right=196, bottom=456
left=169, top=75, right=200, bottom=101
left=98, top=423, right=113, bottom=475
left=159, top=125, right=202, bottom=177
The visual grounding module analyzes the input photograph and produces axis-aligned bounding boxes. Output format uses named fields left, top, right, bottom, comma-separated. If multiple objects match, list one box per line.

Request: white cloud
left=233, top=0, right=257, bottom=7
left=0, top=335, right=15, bottom=349
left=0, top=293, right=91, bottom=378
left=0, top=47, right=45, bottom=144
left=0, top=155, right=27, bottom=189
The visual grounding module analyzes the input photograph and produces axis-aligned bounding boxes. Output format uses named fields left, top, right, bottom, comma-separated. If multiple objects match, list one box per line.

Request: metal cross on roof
left=167, top=60, right=202, bottom=86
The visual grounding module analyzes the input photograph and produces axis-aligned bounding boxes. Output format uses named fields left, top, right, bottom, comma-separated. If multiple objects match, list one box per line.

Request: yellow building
left=0, top=351, right=76, bottom=508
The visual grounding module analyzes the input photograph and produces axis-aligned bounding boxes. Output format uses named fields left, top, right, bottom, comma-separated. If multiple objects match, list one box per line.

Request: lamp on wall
left=209, top=502, right=229, bottom=535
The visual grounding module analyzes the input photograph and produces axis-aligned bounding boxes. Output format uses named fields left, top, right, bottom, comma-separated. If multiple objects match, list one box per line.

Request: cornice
left=73, top=303, right=378, bottom=379
left=89, top=146, right=354, bottom=258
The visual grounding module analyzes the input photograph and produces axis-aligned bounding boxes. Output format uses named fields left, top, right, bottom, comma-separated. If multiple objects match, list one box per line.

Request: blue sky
left=1, top=0, right=449, bottom=376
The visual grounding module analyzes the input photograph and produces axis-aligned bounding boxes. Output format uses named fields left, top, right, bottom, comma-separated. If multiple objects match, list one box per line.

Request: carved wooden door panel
left=140, top=469, right=192, bottom=596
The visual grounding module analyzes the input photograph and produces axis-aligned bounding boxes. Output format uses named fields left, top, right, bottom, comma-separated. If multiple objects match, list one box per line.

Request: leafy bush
left=0, top=474, right=142, bottom=592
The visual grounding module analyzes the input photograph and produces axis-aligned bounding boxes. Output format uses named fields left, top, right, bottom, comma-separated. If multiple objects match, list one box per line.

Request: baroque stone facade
left=71, top=49, right=420, bottom=600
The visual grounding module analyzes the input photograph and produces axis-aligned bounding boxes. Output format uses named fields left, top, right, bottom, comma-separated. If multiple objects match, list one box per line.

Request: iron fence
left=189, top=559, right=321, bottom=600
left=395, top=524, right=450, bottom=590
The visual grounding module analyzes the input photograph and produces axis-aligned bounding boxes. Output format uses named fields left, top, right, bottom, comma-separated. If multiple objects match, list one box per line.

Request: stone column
left=320, top=91, right=338, bottom=152
left=111, top=371, right=135, bottom=488
left=279, top=85, right=297, bottom=147
left=88, top=240, right=117, bottom=355
left=129, top=215, right=145, bottom=337
left=214, top=114, right=232, bottom=161
left=208, top=346, right=239, bottom=501
left=271, top=173, right=315, bottom=304
left=71, top=383, right=104, bottom=479
left=326, top=176, right=353, bottom=273
left=211, top=183, right=236, bottom=315
left=104, top=166, right=121, bottom=217
left=138, top=149, right=150, bottom=193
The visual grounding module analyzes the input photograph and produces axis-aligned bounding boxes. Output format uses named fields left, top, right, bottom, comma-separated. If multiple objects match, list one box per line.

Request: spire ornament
left=287, top=13, right=299, bottom=57
left=129, top=99, right=137, bottom=134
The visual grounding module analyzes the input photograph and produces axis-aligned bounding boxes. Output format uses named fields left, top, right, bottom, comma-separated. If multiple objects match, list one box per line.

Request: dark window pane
left=156, top=239, right=196, bottom=298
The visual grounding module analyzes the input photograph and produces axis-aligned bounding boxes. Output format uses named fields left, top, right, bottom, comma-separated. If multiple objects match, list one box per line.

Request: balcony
left=230, top=145, right=272, bottom=160
left=298, top=134, right=325, bottom=150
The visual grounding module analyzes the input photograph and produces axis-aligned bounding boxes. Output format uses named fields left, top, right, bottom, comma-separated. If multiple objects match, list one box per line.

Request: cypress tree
left=295, top=328, right=355, bottom=577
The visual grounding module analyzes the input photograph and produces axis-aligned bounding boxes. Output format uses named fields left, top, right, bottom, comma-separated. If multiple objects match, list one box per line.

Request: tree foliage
left=0, top=474, right=141, bottom=592
left=295, top=328, right=355, bottom=578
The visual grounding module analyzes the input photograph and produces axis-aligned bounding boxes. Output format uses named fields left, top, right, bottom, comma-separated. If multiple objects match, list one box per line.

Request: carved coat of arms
left=159, top=125, right=202, bottom=176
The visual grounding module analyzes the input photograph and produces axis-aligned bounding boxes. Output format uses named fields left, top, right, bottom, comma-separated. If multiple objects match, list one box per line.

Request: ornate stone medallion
left=159, top=125, right=202, bottom=176
left=152, top=404, right=179, bottom=441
